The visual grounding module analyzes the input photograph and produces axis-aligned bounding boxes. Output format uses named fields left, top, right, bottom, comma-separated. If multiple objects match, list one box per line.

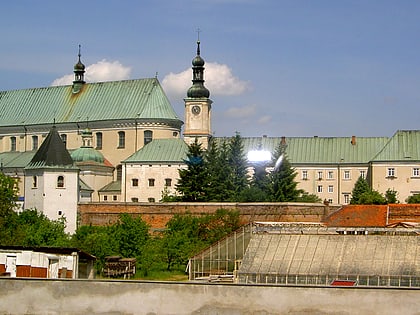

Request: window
left=302, top=170, right=308, bottom=180
left=328, top=185, right=334, bottom=193
left=328, top=198, right=333, bottom=204
left=96, top=132, right=103, bottom=149
left=165, top=178, right=172, bottom=186
left=317, top=171, right=323, bottom=180
left=148, top=197, right=155, bottom=203
left=344, top=194, right=350, bottom=204
left=10, top=137, right=16, bottom=152
left=104, top=195, right=108, bottom=201
left=132, top=178, right=139, bottom=187
left=113, top=195, right=117, bottom=201
left=144, top=130, right=153, bottom=145
left=57, top=176, right=64, bottom=188
left=32, top=135, right=38, bottom=151
left=148, top=178, right=155, bottom=187
left=131, top=197, right=139, bottom=202
left=58, top=210, right=62, bottom=216
left=61, top=134, right=67, bottom=148
left=317, top=185, right=323, bottom=193
left=413, top=168, right=419, bottom=177
left=344, top=170, right=350, bottom=180
left=360, top=170, right=366, bottom=179
left=118, top=131, right=125, bottom=148
left=387, top=168, right=395, bottom=177
left=32, top=176, right=37, bottom=188
left=327, top=171, right=334, bottom=179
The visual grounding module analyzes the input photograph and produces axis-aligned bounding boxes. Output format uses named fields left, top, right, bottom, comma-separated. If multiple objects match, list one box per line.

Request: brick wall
left=78, top=202, right=338, bottom=229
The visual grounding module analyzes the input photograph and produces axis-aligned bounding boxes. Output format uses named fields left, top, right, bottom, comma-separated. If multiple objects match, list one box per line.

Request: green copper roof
left=99, top=180, right=121, bottom=193
left=123, top=138, right=188, bottom=163
left=372, top=130, right=420, bottom=162
left=0, top=151, right=35, bottom=168
left=71, top=147, right=105, bottom=164
left=216, top=136, right=389, bottom=165
left=0, top=78, right=181, bottom=127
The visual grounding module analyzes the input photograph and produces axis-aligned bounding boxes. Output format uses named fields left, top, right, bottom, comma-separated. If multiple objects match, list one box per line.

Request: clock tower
left=184, top=40, right=213, bottom=148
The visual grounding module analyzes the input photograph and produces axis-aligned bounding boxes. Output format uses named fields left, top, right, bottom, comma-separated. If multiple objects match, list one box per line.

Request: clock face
left=192, top=105, right=201, bottom=115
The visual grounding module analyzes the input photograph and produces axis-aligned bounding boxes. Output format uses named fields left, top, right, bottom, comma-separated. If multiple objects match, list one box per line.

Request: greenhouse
left=188, top=222, right=420, bottom=288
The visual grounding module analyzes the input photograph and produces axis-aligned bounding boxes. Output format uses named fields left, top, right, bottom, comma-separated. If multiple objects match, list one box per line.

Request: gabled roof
left=0, top=151, right=35, bottom=169
left=99, top=180, right=121, bottom=193
left=25, top=125, right=76, bottom=169
left=0, top=78, right=182, bottom=127
left=215, top=136, right=389, bottom=164
left=123, top=138, right=188, bottom=163
left=371, top=130, right=420, bottom=162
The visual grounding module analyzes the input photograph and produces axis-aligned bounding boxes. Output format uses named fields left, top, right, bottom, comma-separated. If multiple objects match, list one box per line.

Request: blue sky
left=1, top=0, right=419, bottom=138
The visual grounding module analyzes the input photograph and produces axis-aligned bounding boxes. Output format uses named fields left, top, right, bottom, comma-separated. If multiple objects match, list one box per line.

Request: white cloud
left=162, top=62, right=250, bottom=99
left=257, top=115, right=272, bottom=124
left=51, top=60, right=131, bottom=86
left=225, top=104, right=256, bottom=119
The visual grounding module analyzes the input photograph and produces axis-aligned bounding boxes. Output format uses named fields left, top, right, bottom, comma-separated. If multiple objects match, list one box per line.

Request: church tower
left=183, top=40, right=213, bottom=148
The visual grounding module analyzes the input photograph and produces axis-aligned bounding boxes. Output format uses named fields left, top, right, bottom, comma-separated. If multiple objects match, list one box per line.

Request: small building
left=0, top=246, right=95, bottom=279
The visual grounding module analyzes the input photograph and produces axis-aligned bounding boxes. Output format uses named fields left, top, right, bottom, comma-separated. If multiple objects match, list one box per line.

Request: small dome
left=71, top=147, right=104, bottom=164
left=187, top=84, right=210, bottom=98
left=74, top=59, right=85, bottom=71
left=192, top=55, right=205, bottom=67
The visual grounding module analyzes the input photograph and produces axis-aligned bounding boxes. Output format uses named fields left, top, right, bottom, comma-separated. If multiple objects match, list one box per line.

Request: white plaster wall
left=0, top=279, right=419, bottom=315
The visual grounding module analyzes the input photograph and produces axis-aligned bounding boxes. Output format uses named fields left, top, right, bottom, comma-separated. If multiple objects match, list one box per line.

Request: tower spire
left=73, top=44, right=86, bottom=92
left=187, top=38, right=209, bottom=99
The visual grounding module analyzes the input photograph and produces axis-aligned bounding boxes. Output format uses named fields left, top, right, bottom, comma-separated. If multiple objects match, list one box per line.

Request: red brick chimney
left=351, top=135, right=356, bottom=145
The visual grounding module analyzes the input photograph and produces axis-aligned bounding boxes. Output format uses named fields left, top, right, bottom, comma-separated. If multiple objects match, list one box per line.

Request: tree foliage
left=176, top=139, right=209, bottom=201
left=406, top=194, right=420, bottom=204
left=0, top=173, right=18, bottom=218
left=350, top=176, right=371, bottom=204
left=350, top=176, right=387, bottom=205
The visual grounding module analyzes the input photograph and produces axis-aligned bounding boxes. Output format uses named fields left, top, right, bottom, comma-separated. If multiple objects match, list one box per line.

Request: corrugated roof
left=0, top=151, right=35, bottom=168
left=239, top=233, right=420, bottom=277
left=0, top=78, right=181, bottom=127
left=215, top=136, right=389, bottom=164
left=99, top=180, right=121, bottom=192
left=123, top=138, right=188, bottom=163
left=372, top=130, right=420, bottom=161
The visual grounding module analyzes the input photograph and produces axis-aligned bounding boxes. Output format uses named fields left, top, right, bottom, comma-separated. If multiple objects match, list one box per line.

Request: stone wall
left=0, top=278, right=419, bottom=315
left=79, top=202, right=339, bottom=229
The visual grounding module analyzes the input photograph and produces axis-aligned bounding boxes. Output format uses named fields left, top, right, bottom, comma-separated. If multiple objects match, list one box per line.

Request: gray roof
left=25, top=125, right=76, bottom=169
left=239, top=233, right=420, bottom=278
left=0, top=78, right=182, bottom=128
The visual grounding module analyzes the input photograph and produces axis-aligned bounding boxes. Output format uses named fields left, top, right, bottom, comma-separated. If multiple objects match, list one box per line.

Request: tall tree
left=0, top=173, right=18, bottom=218
left=350, top=176, right=371, bottom=204
left=176, top=138, right=209, bottom=201
left=205, top=140, right=233, bottom=201
left=226, top=133, right=249, bottom=201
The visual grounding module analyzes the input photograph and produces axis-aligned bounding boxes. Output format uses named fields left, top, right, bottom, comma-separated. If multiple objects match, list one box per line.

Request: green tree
left=385, top=188, right=399, bottom=204
left=0, top=173, right=18, bottom=218
left=205, top=140, right=234, bottom=201
left=268, top=144, right=302, bottom=202
left=407, top=194, right=420, bottom=204
left=176, top=138, right=209, bottom=201
left=350, top=176, right=371, bottom=204
left=358, top=190, right=387, bottom=205
left=296, top=192, right=322, bottom=203
left=226, top=133, right=249, bottom=201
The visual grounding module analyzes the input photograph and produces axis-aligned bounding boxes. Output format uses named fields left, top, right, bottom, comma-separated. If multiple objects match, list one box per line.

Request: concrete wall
left=0, top=278, right=419, bottom=315
left=79, top=202, right=338, bottom=229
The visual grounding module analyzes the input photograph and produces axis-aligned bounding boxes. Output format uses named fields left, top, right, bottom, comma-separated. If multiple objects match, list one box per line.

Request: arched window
left=57, top=175, right=64, bottom=188
left=144, top=130, right=153, bottom=145
left=118, top=131, right=125, bottom=148
left=10, top=137, right=16, bottom=152
left=60, top=134, right=67, bottom=148
left=96, top=132, right=103, bottom=149
left=32, top=135, right=38, bottom=151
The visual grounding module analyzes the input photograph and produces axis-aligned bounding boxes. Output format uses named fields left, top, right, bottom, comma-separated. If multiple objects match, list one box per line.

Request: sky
left=0, top=0, right=420, bottom=138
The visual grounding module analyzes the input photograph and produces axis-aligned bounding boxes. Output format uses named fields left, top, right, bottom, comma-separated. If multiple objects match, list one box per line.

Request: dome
left=74, top=59, right=85, bottom=71
left=187, top=84, right=210, bottom=98
left=192, top=55, right=205, bottom=67
left=71, top=147, right=105, bottom=164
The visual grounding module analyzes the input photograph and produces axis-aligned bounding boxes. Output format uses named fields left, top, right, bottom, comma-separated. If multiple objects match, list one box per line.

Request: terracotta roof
left=324, top=205, right=388, bottom=227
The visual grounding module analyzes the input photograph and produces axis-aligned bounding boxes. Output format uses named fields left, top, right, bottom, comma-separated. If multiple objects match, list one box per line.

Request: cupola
left=187, top=40, right=210, bottom=98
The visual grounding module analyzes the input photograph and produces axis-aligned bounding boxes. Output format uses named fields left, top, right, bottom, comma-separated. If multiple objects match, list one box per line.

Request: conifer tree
left=268, top=143, right=302, bottom=202
left=176, top=138, right=209, bottom=201
left=350, top=176, right=371, bottom=204
left=226, top=132, right=249, bottom=201
left=205, top=139, right=233, bottom=201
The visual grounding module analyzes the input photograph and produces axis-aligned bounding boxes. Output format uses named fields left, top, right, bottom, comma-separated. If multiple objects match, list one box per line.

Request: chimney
left=351, top=135, right=356, bottom=145
left=281, top=136, right=286, bottom=145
